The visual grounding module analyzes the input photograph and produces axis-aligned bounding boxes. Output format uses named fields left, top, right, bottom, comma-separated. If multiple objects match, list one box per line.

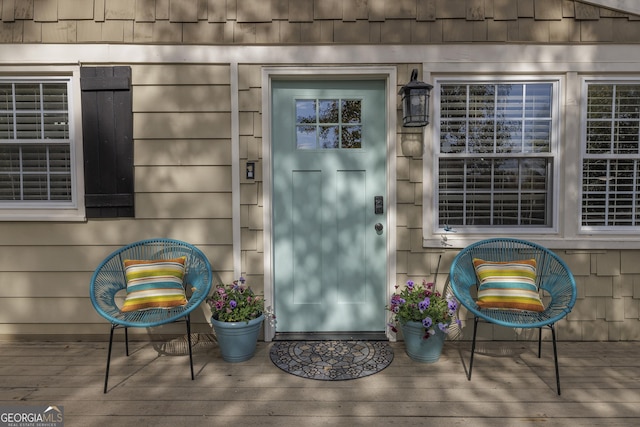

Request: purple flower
left=391, top=295, right=407, bottom=307
left=448, top=299, right=458, bottom=312
left=229, top=300, right=237, bottom=309
left=391, top=295, right=404, bottom=305
left=418, top=301, right=428, bottom=312
left=422, top=317, right=433, bottom=328
left=215, top=300, right=224, bottom=310
left=438, top=322, right=449, bottom=334
left=418, top=297, right=430, bottom=312
left=406, top=280, right=415, bottom=290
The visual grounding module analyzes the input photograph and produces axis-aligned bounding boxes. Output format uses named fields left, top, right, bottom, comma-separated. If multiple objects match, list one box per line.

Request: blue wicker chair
left=90, top=238, right=212, bottom=393
left=449, top=238, right=576, bottom=395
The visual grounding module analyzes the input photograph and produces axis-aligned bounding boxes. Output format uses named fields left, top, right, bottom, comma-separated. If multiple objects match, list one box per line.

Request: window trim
left=428, top=75, right=562, bottom=238
left=0, top=66, right=85, bottom=221
left=579, top=76, right=640, bottom=234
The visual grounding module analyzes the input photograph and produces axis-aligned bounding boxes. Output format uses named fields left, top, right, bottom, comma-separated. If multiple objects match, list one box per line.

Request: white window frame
left=0, top=66, right=84, bottom=221
left=580, top=76, right=640, bottom=234
left=427, top=75, right=562, bottom=242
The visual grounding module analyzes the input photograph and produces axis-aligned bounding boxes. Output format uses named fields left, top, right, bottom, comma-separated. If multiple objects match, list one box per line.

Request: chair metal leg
left=538, top=327, right=543, bottom=358
left=124, top=327, right=129, bottom=357
left=468, top=317, right=479, bottom=380
left=186, top=315, right=195, bottom=380
left=550, top=324, right=561, bottom=395
left=104, top=324, right=116, bottom=393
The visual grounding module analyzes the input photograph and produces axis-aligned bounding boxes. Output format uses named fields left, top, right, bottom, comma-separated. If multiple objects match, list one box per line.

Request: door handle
left=375, top=223, right=384, bottom=233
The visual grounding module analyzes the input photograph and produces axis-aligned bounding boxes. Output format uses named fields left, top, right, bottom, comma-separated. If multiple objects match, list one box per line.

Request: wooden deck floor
left=1, top=337, right=639, bottom=426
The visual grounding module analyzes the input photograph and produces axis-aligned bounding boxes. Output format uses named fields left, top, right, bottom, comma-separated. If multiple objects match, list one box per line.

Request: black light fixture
left=399, top=69, right=433, bottom=127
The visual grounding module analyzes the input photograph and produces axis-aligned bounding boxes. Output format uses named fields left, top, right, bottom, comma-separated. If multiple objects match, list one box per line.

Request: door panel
left=292, top=170, right=322, bottom=305
left=336, top=170, right=366, bottom=304
left=272, top=79, right=386, bottom=333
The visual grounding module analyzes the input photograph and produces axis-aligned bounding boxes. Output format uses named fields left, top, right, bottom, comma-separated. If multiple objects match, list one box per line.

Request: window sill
left=423, top=236, right=640, bottom=250
left=0, top=211, right=86, bottom=222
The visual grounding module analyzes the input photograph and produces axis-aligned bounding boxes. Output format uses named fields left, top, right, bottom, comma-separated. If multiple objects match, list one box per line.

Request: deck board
left=1, top=339, right=639, bottom=426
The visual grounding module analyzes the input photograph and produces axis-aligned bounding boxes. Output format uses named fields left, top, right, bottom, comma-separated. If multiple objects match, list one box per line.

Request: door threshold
left=273, top=332, right=387, bottom=341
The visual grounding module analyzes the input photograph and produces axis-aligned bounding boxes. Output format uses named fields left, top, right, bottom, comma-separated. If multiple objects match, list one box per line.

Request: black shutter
left=80, top=66, right=134, bottom=218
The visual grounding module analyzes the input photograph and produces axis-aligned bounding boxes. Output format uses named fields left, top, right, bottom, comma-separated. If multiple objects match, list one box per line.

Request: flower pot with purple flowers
left=211, top=313, right=264, bottom=362
left=386, top=279, right=459, bottom=363
left=207, top=278, right=266, bottom=362
left=399, top=320, right=446, bottom=363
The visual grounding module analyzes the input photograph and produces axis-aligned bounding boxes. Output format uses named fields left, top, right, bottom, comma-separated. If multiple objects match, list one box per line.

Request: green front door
left=272, top=79, right=387, bottom=333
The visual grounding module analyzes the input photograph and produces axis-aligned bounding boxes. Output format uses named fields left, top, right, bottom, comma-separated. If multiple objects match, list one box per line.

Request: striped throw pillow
left=121, top=257, right=188, bottom=312
left=473, top=258, right=544, bottom=312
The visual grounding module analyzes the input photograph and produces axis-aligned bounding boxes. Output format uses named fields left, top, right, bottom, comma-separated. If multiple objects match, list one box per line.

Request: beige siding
left=134, top=193, right=233, bottom=219
left=2, top=0, right=640, bottom=43
left=134, top=86, right=231, bottom=112
left=135, top=139, right=232, bottom=166
left=134, top=165, right=232, bottom=192
left=0, top=60, right=235, bottom=337
left=0, top=272, right=89, bottom=298
left=0, top=236, right=231, bottom=335
left=0, top=0, right=640, bottom=340
left=134, top=112, right=231, bottom=139
left=0, top=220, right=226, bottom=246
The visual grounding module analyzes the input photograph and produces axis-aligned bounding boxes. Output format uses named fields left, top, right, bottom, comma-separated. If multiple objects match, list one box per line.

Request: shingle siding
left=3, top=0, right=639, bottom=44
left=1, top=0, right=640, bottom=341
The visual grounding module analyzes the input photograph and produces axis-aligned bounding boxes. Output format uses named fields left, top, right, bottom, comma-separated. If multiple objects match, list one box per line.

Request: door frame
left=261, top=66, right=398, bottom=341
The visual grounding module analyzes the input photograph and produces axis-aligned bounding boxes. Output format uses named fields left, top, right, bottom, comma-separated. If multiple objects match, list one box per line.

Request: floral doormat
left=269, top=340, right=394, bottom=381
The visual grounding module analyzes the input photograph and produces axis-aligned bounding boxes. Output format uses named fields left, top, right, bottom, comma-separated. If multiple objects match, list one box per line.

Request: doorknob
left=375, top=223, right=384, bottom=233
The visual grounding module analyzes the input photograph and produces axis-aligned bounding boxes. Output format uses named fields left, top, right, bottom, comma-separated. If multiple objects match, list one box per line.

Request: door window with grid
left=437, top=80, right=556, bottom=230
left=582, top=82, right=640, bottom=230
left=295, top=98, right=363, bottom=150
left=0, top=80, right=73, bottom=206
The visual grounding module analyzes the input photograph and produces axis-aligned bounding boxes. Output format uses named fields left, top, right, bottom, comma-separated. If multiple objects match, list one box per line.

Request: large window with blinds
left=582, top=81, right=640, bottom=230
left=0, top=79, right=74, bottom=206
left=436, top=79, right=557, bottom=230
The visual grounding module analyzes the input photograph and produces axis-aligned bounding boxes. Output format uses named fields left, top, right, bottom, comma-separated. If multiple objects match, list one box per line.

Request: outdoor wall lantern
left=399, top=69, right=433, bottom=127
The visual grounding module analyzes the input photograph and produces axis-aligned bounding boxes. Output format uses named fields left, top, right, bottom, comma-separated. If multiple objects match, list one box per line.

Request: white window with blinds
left=435, top=78, right=559, bottom=233
left=582, top=80, right=640, bottom=231
left=0, top=73, right=83, bottom=220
